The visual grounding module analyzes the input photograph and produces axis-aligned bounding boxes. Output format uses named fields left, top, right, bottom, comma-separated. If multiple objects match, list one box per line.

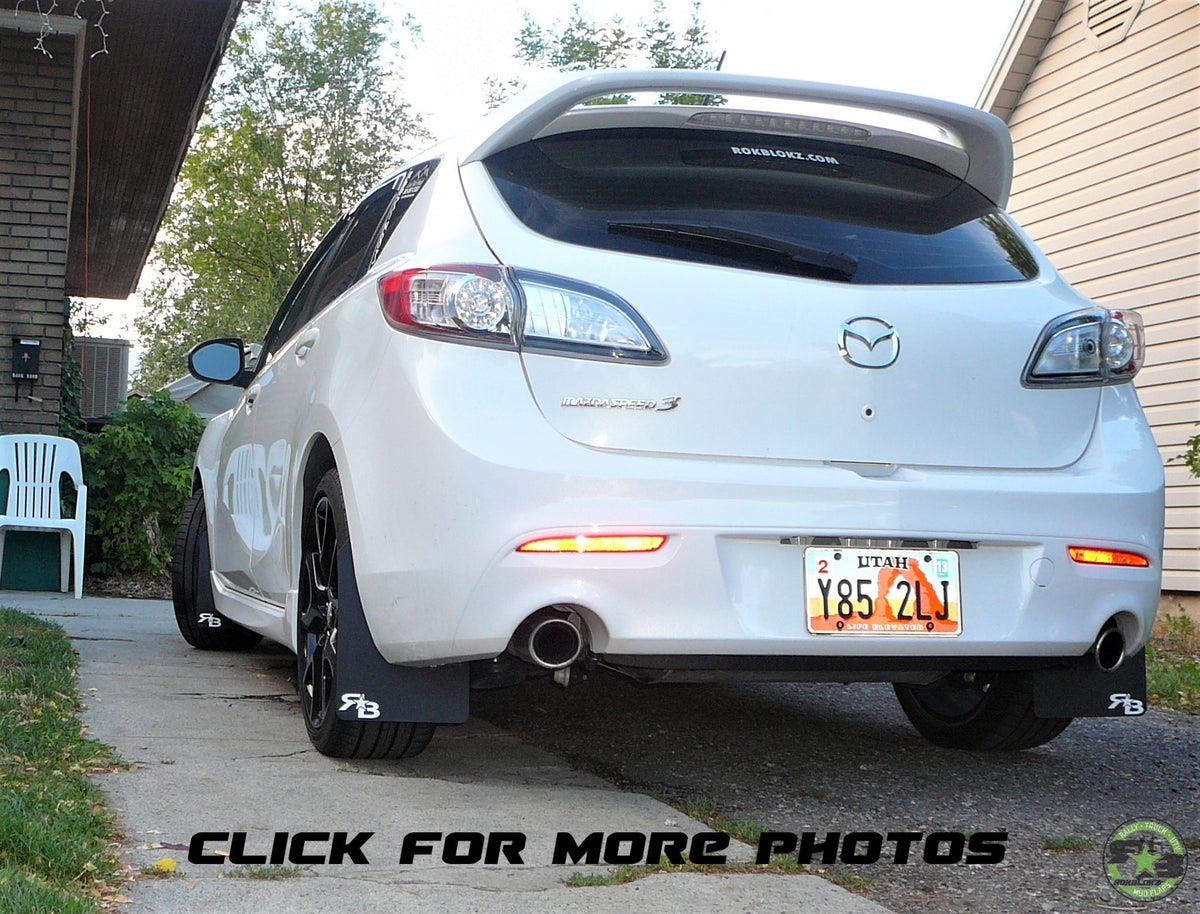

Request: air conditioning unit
left=78, top=336, right=131, bottom=419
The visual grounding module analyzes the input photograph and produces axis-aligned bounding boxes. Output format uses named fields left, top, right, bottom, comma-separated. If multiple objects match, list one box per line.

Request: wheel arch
left=300, top=436, right=338, bottom=515
left=294, top=434, right=339, bottom=573
left=281, top=435, right=340, bottom=653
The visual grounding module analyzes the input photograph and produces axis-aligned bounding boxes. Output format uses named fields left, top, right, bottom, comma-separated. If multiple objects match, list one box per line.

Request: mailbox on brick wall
left=11, top=337, right=40, bottom=380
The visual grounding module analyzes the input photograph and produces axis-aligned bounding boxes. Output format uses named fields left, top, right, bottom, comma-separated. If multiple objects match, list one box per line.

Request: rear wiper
left=608, top=221, right=858, bottom=280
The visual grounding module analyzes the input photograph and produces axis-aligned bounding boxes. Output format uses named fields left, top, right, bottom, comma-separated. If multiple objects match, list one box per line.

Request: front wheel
left=894, top=672, right=1072, bottom=751
left=297, top=468, right=435, bottom=759
left=171, top=491, right=262, bottom=651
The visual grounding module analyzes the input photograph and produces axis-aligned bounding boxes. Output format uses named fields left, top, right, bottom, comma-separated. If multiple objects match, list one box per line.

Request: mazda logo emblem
left=839, top=316, right=900, bottom=369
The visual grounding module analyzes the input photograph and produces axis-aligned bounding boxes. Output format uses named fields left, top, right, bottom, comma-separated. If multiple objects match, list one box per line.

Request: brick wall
left=0, top=29, right=75, bottom=435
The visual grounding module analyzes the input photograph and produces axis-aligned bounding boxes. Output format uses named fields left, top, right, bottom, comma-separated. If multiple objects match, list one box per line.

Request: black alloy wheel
left=298, top=485, right=341, bottom=735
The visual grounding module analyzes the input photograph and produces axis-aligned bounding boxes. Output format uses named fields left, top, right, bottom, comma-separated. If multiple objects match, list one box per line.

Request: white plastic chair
left=0, top=434, right=87, bottom=598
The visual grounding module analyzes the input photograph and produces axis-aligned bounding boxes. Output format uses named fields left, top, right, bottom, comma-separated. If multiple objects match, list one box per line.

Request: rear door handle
left=295, top=328, right=320, bottom=360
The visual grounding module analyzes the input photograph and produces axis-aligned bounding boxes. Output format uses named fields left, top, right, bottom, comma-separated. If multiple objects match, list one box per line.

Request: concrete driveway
left=9, top=590, right=891, bottom=913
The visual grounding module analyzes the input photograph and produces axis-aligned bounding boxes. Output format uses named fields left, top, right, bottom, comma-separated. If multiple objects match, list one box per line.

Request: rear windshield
left=484, top=128, right=1038, bottom=285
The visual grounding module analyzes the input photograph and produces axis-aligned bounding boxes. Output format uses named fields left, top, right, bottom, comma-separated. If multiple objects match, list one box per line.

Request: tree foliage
left=488, top=1, right=720, bottom=108
left=1181, top=430, right=1200, bottom=479
left=516, top=1, right=717, bottom=71
left=134, top=0, right=424, bottom=391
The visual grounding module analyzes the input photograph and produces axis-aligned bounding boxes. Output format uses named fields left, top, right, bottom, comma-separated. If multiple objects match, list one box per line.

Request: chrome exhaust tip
left=1092, top=625, right=1126, bottom=673
left=509, top=608, right=586, bottom=670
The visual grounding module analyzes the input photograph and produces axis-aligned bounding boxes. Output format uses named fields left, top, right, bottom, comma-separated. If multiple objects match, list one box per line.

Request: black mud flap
left=1030, top=648, right=1147, bottom=719
left=333, top=543, right=469, bottom=724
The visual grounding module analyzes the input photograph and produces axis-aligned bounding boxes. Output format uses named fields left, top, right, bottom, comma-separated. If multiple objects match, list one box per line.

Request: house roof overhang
left=977, top=0, right=1067, bottom=122
left=1, top=0, right=241, bottom=300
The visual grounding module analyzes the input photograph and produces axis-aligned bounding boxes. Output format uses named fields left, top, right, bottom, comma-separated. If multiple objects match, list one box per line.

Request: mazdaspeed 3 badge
left=1103, top=818, right=1188, bottom=902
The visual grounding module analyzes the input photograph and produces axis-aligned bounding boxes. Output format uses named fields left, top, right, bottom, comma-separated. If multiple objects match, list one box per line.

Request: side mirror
left=187, top=338, right=247, bottom=385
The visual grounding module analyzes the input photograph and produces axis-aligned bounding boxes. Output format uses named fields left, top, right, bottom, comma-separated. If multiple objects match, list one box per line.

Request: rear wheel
left=894, top=671, right=1072, bottom=751
left=171, top=491, right=262, bottom=651
left=297, top=468, right=435, bottom=759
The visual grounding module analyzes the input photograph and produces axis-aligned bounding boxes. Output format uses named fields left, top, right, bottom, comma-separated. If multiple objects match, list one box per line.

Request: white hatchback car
left=175, top=70, right=1164, bottom=759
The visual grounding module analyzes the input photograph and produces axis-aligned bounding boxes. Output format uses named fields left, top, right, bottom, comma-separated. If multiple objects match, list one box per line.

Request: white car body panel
left=337, top=340, right=1161, bottom=664
left=460, top=163, right=1100, bottom=470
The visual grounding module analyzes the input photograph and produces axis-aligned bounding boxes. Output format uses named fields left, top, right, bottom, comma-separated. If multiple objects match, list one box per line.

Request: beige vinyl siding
left=1014, top=3, right=1195, bottom=109
left=983, top=0, right=1070, bottom=121
left=1002, top=0, right=1200, bottom=592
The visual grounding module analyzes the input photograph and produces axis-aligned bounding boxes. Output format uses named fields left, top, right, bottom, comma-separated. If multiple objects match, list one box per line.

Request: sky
left=89, top=0, right=1027, bottom=357
left=400, top=0, right=1026, bottom=139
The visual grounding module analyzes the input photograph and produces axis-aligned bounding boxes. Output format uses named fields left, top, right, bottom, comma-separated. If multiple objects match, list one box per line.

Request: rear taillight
left=379, top=265, right=517, bottom=346
left=517, top=270, right=666, bottom=363
left=379, top=265, right=666, bottom=362
left=1023, top=308, right=1145, bottom=388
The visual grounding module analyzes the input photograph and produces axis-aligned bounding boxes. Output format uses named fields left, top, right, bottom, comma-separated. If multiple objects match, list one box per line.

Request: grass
left=0, top=607, right=122, bottom=914
left=1041, top=835, right=1095, bottom=853
left=1146, top=608, right=1200, bottom=714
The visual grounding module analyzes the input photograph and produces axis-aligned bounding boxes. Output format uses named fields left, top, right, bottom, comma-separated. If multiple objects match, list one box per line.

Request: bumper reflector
left=1068, top=547, right=1150, bottom=568
left=518, top=535, right=666, bottom=554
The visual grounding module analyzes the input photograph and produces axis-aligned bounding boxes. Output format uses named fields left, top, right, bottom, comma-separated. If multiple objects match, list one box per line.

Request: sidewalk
left=8, top=589, right=893, bottom=914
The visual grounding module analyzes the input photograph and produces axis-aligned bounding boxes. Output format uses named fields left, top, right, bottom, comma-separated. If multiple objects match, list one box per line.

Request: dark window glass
left=300, top=182, right=399, bottom=322
left=372, top=158, right=440, bottom=259
left=257, top=169, right=422, bottom=371
left=484, top=128, right=1038, bottom=285
left=258, top=218, right=349, bottom=369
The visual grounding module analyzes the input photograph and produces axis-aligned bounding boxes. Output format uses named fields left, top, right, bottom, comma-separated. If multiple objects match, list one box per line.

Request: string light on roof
left=87, top=0, right=110, bottom=57
left=14, top=0, right=59, bottom=57
left=13, top=0, right=113, bottom=58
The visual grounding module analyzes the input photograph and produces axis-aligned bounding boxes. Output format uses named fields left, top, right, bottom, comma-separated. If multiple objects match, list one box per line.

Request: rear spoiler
left=463, top=70, right=1014, bottom=207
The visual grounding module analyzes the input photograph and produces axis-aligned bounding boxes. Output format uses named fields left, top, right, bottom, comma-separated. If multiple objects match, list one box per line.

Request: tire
left=894, top=671, right=1072, bottom=751
left=171, top=490, right=262, bottom=651
left=297, top=468, right=435, bottom=759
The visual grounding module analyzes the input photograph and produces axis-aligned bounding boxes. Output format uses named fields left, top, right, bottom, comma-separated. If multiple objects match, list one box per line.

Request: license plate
left=805, top=547, right=962, bottom=635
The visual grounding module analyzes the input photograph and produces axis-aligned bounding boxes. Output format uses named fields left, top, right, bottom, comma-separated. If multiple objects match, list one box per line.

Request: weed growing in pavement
left=665, top=793, right=765, bottom=846
left=815, top=866, right=876, bottom=893
left=139, top=860, right=180, bottom=878
left=1041, top=836, right=1095, bottom=853
left=222, top=864, right=308, bottom=880
left=565, top=856, right=810, bottom=888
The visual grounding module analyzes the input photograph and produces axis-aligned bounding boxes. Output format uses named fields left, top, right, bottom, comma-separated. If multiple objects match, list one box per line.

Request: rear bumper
left=443, top=528, right=1160, bottom=663
left=339, top=346, right=1164, bottom=669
